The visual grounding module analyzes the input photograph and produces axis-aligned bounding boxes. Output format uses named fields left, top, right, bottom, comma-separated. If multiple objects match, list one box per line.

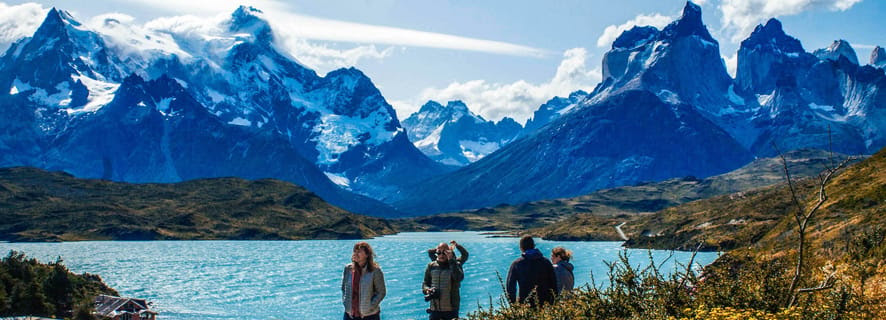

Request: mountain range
left=0, top=6, right=444, bottom=216
left=401, top=91, right=591, bottom=167
left=392, top=2, right=886, bottom=214
left=0, top=2, right=883, bottom=216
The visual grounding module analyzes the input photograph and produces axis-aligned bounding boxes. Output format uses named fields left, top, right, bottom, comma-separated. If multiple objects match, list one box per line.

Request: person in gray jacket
left=423, top=241, right=468, bottom=320
left=551, top=246, right=574, bottom=294
left=342, top=242, right=386, bottom=320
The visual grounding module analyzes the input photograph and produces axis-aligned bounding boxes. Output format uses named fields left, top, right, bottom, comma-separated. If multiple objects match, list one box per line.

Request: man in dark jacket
left=423, top=241, right=468, bottom=320
left=506, top=235, right=557, bottom=307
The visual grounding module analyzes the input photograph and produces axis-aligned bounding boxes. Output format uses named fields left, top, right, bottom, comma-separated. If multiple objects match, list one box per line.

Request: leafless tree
left=773, top=132, right=855, bottom=308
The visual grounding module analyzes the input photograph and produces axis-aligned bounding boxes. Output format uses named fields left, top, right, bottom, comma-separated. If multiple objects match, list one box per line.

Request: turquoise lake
left=0, top=232, right=719, bottom=320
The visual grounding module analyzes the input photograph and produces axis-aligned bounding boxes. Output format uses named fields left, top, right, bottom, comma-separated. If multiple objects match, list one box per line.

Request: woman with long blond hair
left=342, top=242, right=386, bottom=320
left=551, top=246, right=574, bottom=294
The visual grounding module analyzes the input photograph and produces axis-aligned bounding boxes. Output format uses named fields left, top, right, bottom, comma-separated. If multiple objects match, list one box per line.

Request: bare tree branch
left=784, top=149, right=855, bottom=307
left=798, top=271, right=837, bottom=293
left=772, top=143, right=805, bottom=222
left=678, top=242, right=703, bottom=289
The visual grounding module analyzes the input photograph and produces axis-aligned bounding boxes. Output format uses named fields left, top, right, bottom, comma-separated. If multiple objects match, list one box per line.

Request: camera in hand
left=424, top=287, right=440, bottom=301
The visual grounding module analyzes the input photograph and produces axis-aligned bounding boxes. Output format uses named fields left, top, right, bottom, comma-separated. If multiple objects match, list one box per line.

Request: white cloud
left=104, top=0, right=290, bottom=16
left=1, top=1, right=546, bottom=63
left=719, top=0, right=864, bottom=43
left=106, top=0, right=547, bottom=58
left=851, top=43, right=877, bottom=50
left=141, top=12, right=394, bottom=74
left=264, top=11, right=547, bottom=58
left=87, top=13, right=193, bottom=59
left=389, top=99, right=417, bottom=121
left=410, top=48, right=602, bottom=124
left=723, top=53, right=738, bottom=78
left=279, top=40, right=396, bottom=73
left=0, top=2, right=48, bottom=52
left=596, top=13, right=673, bottom=48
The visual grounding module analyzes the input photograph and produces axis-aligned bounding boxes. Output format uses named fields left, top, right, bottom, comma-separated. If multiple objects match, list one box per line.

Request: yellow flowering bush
left=674, top=306, right=802, bottom=320
left=467, top=249, right=885, bottom=320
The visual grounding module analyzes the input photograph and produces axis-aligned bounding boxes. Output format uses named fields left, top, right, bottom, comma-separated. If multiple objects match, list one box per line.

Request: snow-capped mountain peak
left=404, top=100, right=481, bottom=142
left=446, top=100, right=470, bottom=112
left=228, top=5, right=272, bottom=45
left=814, top=39, right=859, bottom=65
left=34, top=8, right=80, bottom=37
left=0, top=8, right=126, bottom=114
left=442, top=100, right=481, bottom=122
left=403, top=100, right=521, bottom=166
left=0, top=5, right=445, bottom=214
left=415, top=100, right=445, bottom=114
left=24, top=8, right=106, bottom=61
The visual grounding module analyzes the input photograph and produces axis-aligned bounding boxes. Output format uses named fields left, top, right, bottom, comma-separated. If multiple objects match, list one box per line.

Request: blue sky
left=1, top=0, right=882, bottom=123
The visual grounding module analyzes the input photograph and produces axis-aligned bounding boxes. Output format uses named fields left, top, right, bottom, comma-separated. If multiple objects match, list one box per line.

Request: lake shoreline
left=0, top=232, right=720, bottom=320
left=2, top=229, right=713, bottom=253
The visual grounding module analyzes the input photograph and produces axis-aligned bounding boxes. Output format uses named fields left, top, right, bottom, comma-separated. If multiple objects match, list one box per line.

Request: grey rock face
left=871, top=46, right=886, bottom=68
left=813, top=39, right=859, bottom=65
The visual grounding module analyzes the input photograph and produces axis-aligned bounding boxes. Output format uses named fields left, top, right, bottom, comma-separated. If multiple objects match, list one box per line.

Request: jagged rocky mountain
left=402, top=100, right=521, bottom=166
left=521, top=90, right=588, bottom=136
left=871, top=46, right=886, bottom=69
left=737, top=19, right=886, bottom=156
left=595, top=3, right=737, bottom=116
left=394, top=89, right=754, bottom=214
left=393, top=1, right=886, bottom=214
left=402, top=91, right=590, bottom=167
left=813, top=39, right=859, bottom=65
left=0, top=7, right=446, bottom=216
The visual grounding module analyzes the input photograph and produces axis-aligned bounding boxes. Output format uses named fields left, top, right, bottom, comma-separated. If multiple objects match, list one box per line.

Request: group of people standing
left=341, top=235, right=575, bottom=320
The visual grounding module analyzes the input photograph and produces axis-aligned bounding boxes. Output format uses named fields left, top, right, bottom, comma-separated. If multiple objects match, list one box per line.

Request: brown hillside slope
left=0, top=167, right=396, bottom=241
left=622, top=148, right=882, bottom=252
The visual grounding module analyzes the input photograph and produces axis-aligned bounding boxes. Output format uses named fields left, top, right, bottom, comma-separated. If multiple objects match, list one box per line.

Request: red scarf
left=351, top=264, right=363, bottom=317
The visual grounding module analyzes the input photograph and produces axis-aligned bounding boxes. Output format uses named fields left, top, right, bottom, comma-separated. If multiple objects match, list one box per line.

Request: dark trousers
left=428, top=310, right=458, bottom=320
left=344, top=313, right=380, bottom=320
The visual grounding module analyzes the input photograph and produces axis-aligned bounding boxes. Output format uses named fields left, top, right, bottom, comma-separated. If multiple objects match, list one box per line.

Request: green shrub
left=0, top=251, right=116, bottom=319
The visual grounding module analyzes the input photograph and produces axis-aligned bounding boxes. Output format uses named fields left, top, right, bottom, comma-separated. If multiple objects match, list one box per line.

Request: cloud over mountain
left=0, top=2, right=47, bottom=52
left=596, top=13, right=673, bottom=48
left=414, top=48, right=601, bottom=124
left=719, top=0, right=864, bottom=42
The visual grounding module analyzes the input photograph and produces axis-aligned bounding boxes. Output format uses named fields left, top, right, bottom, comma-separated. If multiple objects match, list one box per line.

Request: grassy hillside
left=467, top=149, right=885, bottom=319
left=0, top=168, right=397, bottom=241
left=622, top=148, right=881, bottom=252
left=399, top=149, right=837, bottom=238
